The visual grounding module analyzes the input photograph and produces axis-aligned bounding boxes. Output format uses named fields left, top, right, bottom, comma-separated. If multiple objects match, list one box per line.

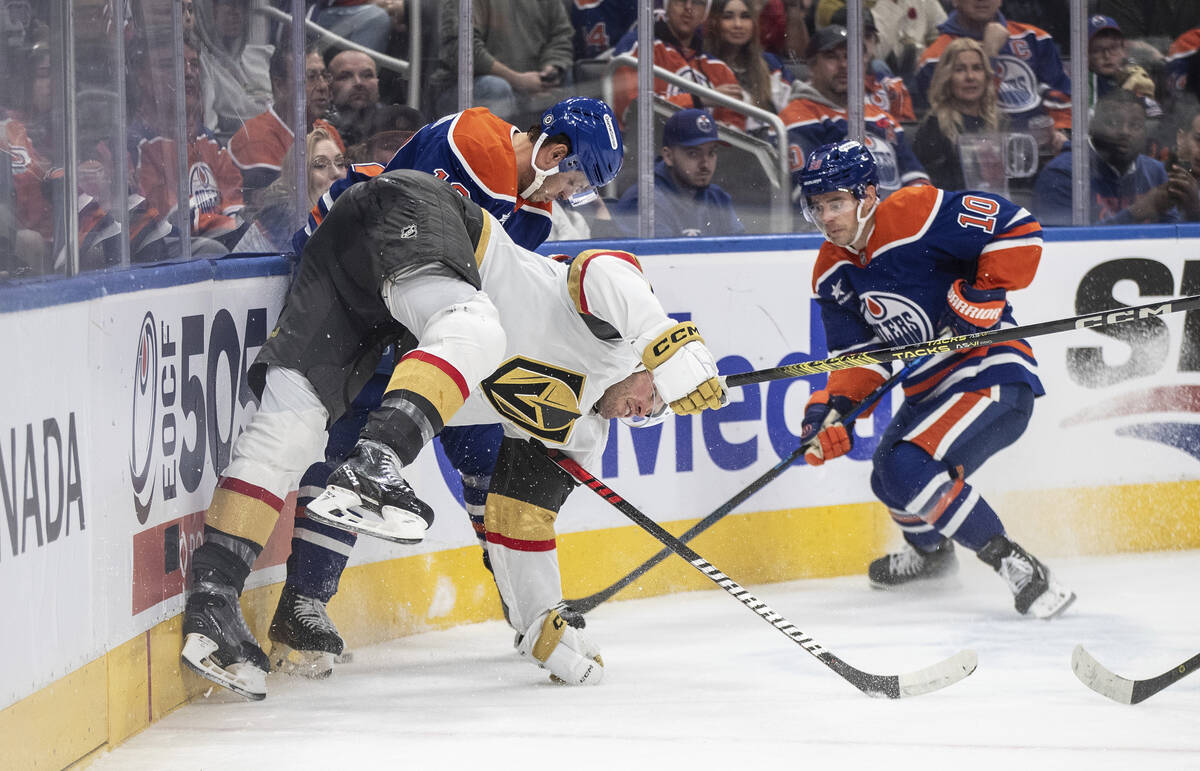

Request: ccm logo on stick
left=1075, top=303, right=1173, bottom=329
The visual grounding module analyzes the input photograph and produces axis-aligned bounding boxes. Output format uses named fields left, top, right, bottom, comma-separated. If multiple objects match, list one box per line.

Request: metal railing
left=254, top=5, right=421, bottom=110
left=605, top=54, right=792, bottom=234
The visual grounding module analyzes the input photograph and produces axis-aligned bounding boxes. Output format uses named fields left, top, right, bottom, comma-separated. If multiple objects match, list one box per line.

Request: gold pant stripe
left=386, top=354, right=467, bottom=424
left=206, top=486, right=282, bottom=547
left=484, top=494, right=557, bottom=542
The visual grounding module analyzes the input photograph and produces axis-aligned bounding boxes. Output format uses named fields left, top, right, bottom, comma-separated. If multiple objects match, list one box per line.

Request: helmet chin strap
left=850, top=196, right=878, bottom=247
left=520, top=132, right=556, bottom=199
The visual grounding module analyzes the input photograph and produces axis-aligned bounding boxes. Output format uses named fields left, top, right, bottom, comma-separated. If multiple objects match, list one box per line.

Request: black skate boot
left=305, top=439, right=435, bottom=544
left=868, top=538, right=958, bottom=588
left=268, top=584, right=345, bottom=679
left=977, top=535, right=1076, bottom=619
left=181, top=581, right=270, bottom=700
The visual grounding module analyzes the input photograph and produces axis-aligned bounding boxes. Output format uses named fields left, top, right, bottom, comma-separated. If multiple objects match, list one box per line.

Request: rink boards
left=3, top=231, right=1200, bottom=767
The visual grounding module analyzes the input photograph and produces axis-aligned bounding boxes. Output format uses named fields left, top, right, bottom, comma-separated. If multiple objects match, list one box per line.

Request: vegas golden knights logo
left=480, top=357, right=586, bottom=444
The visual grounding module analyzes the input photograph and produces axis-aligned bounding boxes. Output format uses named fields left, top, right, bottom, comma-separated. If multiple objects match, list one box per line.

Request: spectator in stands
left=229, top=44, right=344, bottom=194
left=347, top=103, right=424, bottom=164
left=758, top=0, right=809, bottom=67
left=1166, top=28, right=1200, bottom=106
left=327, top=49, right=387, bottom=147
left=1164, top=99, right=1200, bottom=221
left=913, top=37, right=1003, bottom=190
left=307, top=0, right=391, bottom=54
left=830, top=6, right=915, bottom=123
left=235, top=126, right=348, bottom=253
left=129, top=35, right=246, bottom=251
left=569, top=0, right=638, bottom=62
left=612, top=1, right=747, bottom=131
left=704, top=0, right=794, bottom=130
left=1096, top=2, right=1200, bottom=46
left=916, top=0, right=1072, bottom=136
left=863, top=0, right=947, bottom=80
left=193, top=0, right=274, bottom=134
left=1088, top=15, right=1161, bottom=118
left=431, top=0, right=575, bottom=127
left=1034, top=90, right=1179, bottom=226
left=612, top=107, right=745, bottom=237
left=780, top=25, right=928, bottom=202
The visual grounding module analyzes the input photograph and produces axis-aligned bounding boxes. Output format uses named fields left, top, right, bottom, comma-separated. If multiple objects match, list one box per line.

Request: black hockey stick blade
left=1072, top=645, right=1200, bottom=704
left=565, top=357, right=925, bottom=615
left=551, top=450, right=978, bottom=698
left=725, top=294, right=1200, bottom=389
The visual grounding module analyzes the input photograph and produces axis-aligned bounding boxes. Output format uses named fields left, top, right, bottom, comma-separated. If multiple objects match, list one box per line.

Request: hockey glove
left=643, top=321, right=726, bottom=415
left=801, top=390, right=855, bottom=466
left=939, top=278, right=1007, bottom=337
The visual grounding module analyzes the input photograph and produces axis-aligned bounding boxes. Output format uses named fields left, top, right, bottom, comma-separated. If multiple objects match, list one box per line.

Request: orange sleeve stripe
left=351, top=162, right=385, bottom=177
left=996, top=221, right=1042, bottom=239
left=568, top=249, right=643, bottom=314
left=827, top=367, right=888, bottom=415
left=1168, top=29, right=1200, bottom=56
left=977, top=246, right=1041, bottom=290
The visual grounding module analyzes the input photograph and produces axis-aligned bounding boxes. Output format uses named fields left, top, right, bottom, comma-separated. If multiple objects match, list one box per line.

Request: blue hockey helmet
left=798, top=140, right=879, bottom=203
left=535, top=97, right=625, bottom=205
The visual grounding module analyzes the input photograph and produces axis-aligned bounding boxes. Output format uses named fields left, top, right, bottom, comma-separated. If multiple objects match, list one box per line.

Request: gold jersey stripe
left=206, top=486, right=283, bottom=547
left=484, top=493, right=558, bottom=542
left=567, top=249, right=643, bottom=314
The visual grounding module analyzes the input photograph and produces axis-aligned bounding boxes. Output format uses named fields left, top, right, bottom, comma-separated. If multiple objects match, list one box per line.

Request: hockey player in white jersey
left=180, top=169, right=726, bottom=699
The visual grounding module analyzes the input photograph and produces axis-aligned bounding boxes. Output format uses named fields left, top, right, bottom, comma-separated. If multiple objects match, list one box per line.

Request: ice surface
left=92, top=550, right=1200, bottom=770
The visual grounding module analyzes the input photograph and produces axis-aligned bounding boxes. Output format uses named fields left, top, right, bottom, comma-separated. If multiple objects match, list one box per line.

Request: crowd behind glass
left=4, top=0, right=1200, bottom=281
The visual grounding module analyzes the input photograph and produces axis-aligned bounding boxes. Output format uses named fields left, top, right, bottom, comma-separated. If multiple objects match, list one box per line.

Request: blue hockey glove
left=939, top=278, right=1007, bottom=337
left=801, top=390, right=855, bottom=466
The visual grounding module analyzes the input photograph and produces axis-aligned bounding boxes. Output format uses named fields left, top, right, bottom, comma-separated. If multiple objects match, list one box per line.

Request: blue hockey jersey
left=295, top=108, right=553, bottom=253
left=813, top=185, right=1045, bottom=405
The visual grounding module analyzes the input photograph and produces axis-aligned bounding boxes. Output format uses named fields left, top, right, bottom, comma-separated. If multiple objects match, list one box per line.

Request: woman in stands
left=704, top=0, right=792, bottom=135
left=912, top=37, right=1004, bottom=190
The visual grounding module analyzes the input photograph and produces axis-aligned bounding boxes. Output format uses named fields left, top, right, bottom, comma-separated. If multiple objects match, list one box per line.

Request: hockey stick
left=565, top=356, right=927, bottom=614
left=548, top=450, right=978, bottom=698
left=1072, top=645, right=1200, bottom=704
left=724, top=294, right=1200, bottom=389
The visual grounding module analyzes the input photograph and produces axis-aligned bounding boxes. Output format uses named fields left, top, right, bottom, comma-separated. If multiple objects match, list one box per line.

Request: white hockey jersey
left=449, top=214, right=670, bottom=467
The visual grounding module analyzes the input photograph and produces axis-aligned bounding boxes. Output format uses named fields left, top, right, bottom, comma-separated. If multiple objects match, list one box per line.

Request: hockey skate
left=868, top=539, right=958, bottom=588
left=268, top=584, right=345, bottom=679
left=977, top=535, right=1076, bottom=619
left=305, top=439, right=434, bottom=544
left=516, top=605, right=604, bottom=686
left=180, top=582, right=270, bottom=700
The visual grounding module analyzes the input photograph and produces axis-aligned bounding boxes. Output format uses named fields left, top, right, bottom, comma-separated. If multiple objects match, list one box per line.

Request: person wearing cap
left=613, top=108, right=746, bottom=237
left=1087, top=15, right=1160, bottom=118
left=779, top=24, right=928, bottom=210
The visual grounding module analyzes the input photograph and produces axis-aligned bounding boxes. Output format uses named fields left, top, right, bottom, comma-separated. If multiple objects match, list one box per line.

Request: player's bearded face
left=595, top=370, right=663, bottom=420
left=806, top=191, right=860, bottom=246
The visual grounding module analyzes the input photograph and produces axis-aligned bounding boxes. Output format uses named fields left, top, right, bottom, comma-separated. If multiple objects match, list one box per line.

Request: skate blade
left=306, top=486, right=427, bottom=544
left=269, top=641, right=336, bottom=679
left=868, top=572, right=962, bottom=592
left=181, top=633, right=268, bottom=700
left=1027, top=582, right=1076, bottom=619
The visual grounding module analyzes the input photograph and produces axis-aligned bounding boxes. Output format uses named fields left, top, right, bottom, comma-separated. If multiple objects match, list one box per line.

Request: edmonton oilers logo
left=860, top=292, right=933, bottom=345
left=131, top=312, right=158, bottom=523
left=994, top=56, right=1041, bottom=113
left=861, top=136, right=899, bottom=192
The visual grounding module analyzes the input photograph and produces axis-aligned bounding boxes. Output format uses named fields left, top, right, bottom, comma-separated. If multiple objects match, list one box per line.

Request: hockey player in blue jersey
left=267, top=98, right=625, bottom=676
left=796, top=140, right=1075, bottom=619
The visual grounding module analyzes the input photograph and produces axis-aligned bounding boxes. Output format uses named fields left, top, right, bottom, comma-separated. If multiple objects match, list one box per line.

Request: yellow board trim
left=206, top=486, right=283, bottom=547
left=8, top=478, right=1200, bottom=769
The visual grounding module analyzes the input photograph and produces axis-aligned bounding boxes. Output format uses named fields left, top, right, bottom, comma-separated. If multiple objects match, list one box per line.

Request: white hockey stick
left=1072, top=645, right=1200, bottom=704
